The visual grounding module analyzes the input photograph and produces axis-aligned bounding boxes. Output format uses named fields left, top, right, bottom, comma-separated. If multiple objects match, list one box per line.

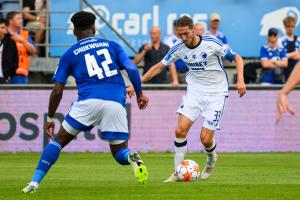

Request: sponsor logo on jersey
left=201, top=52, right=207, bottom=59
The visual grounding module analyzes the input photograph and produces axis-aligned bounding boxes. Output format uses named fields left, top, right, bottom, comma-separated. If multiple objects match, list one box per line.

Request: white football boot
left=163, top=173, right=179, bottom=182
left=201, top=153, right=217, bottom=180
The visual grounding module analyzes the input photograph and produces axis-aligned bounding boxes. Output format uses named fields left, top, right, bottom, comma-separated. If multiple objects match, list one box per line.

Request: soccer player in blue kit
left=22, top=11, right=149, bottom=193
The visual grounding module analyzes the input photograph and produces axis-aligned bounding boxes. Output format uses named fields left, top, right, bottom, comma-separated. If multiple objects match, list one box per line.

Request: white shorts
left=62, top=99, right=128, bottom=143
left=177, top=92, right=228, bottom=131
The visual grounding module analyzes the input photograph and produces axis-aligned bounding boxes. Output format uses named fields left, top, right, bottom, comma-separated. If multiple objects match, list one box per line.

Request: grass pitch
left=0, top=152, right=300, bottom=200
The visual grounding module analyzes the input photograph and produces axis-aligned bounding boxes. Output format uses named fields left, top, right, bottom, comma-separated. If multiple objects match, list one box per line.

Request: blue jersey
left=260, top=44, right=287, bottom=84
left=53, top=37, right=142, bottom=106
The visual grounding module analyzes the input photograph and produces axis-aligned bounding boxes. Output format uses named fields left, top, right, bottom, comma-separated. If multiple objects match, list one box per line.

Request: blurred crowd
left=0, top=1, right=299, bottom=85
left=0, top=0, right=45, bottom=84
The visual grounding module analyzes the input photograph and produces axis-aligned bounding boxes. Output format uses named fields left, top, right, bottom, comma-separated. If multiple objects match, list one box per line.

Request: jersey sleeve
left=214, top=41, right=236, bottom=62
left=260, top=46, right=268, bottom=60
left=162, top=44, right=180, bottom=66
left=111, top=41, right=142, bottom=94
left=52, top=53, right=71, bottom=84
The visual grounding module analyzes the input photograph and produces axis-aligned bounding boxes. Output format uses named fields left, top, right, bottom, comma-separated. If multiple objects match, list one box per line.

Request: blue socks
left=113, top=147, right=130, bottom=165
left=32, top=140, right=62, bottom=183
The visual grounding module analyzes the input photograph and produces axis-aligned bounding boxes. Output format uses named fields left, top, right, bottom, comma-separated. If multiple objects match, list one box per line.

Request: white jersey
left=162, top=35, right=236, bottom=95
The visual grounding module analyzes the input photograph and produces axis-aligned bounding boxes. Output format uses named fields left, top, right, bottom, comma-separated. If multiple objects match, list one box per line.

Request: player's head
left=6, top=11, right=22, bottom=30
left=283, top=16, right=296, bottom=36
left=71, top=11, right=96, bottom=40
left=150, top=26, right=161, bottom=43
left=209, top=12, right=221, bottom=30
left=267, top=28, right=279, bottom=45
left=175, top=15, right=195, bottom=47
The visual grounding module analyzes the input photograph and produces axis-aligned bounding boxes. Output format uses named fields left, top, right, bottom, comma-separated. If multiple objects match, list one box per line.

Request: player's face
left=285, top=22, right=295, bottom=36
left=176, top=26, right=195, bottom=46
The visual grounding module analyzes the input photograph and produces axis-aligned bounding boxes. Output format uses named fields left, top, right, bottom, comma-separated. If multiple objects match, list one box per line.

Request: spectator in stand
left=23, top=0, right=46, bottom=55
left=206, top=12, right=229, bottom=48
left=278, top=16, right=300, bottom=81
left=134, top=26, right=179, bottom=85
left=6, top=11, right=37, bottom=84
left=0, top=19, right=18, bottom=83
left=260, top=28, right=287, bottom=85
left=194, top=23, right=205, bottom=36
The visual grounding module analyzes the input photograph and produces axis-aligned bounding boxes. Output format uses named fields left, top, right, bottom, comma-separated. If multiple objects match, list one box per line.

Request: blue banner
left=50, top=0, right=300, bottom=57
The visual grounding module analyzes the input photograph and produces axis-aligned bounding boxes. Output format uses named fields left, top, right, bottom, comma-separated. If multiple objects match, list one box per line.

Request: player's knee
left=175, top=126, right=187, bottom=138
left=201, top=137, right=213, bottom=148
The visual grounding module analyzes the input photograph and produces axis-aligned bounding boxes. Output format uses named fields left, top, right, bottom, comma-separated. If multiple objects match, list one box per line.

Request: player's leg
left=22, top=100, right=95, bottom=193
left=200, top=127, right=217, bottom=180
left=200, top=95, right=227, bottom=180
left=98, top=100, right=148, bottom=184
left=109, top=140, right=148, bottom=184
left=164, top=92, right=200, bottom=182
left=164, top=114, right=194, bottom=182
left=21, top=125, right=75, bottom=193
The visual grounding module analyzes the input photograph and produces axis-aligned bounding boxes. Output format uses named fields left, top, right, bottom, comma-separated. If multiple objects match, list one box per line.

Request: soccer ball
left=176, top=160, right=201, bottom=182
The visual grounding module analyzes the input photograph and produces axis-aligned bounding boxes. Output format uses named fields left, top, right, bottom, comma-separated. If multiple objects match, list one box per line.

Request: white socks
left=174, top=137, right=187, bottom=171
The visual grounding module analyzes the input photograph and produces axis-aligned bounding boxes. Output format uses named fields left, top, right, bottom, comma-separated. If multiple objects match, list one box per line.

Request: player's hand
left=126, top=85, right=135, bottom=98
left=237, top=80, right=246, bottom=97
left=171, top=80, right=179, bottom=87
left=137, top=93, right=149, bottom=110
left=276, top=92, right=295, bottom=124
left=44, top=121, right=55, bottom=139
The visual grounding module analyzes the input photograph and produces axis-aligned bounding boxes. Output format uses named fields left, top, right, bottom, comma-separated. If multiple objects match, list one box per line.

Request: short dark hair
left=5, top=11, right=19, bottom=25
left=71, top=11, right=96, bottom=30
left=175, top=16, right=194, bottom=29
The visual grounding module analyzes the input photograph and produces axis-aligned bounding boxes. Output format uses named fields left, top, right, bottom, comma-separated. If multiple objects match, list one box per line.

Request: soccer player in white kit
left=128, top=15, right=246, bottom=182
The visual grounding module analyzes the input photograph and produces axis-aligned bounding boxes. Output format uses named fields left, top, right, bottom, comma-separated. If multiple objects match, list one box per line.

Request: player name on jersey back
left=73, top=41, right=110, bottom=55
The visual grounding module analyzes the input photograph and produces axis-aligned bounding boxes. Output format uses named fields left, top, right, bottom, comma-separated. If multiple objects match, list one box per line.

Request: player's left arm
left=220, top=46, right=246, bottom=97
left=233, top=54, right=246, bottom=97
left=113, top=42, right=148, bottom=109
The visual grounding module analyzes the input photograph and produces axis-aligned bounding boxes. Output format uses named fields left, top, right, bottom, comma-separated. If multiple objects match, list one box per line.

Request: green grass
left=1, top=152, right=300, bottom=200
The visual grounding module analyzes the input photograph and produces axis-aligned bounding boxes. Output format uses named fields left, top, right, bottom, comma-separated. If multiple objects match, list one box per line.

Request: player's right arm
left=276, top=61, right=300, bottom=123
left=141, top=61, right=166, bottom=83
left=142, top=44, right=180, bottom=83
left=45, top=53, right=71, bottom=138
